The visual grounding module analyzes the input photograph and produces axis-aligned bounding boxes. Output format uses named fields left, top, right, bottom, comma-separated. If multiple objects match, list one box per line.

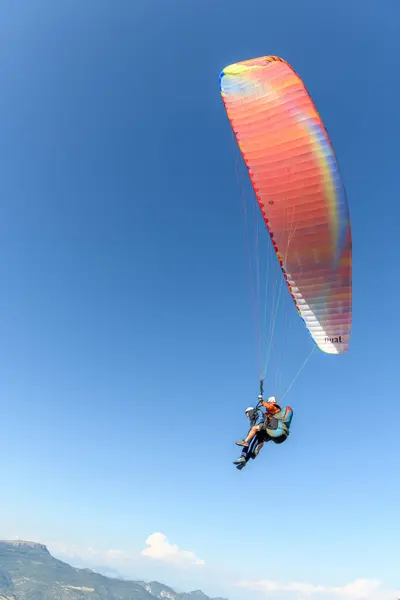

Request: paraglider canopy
left=220, top=56, right=352, bottom=361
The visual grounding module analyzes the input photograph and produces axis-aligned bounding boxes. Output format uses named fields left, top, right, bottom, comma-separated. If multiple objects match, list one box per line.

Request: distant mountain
left=178, top=591, right=227, bottom=600
left=0, top=540, right=228, bottom=600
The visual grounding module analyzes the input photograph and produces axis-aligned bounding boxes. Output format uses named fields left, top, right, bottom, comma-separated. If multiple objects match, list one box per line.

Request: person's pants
left=240, top=434, right=263, bottom=461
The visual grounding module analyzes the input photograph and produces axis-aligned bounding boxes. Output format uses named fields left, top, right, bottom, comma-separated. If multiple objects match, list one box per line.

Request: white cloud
left=45, top=532, right=205, bottom=572
left=236, top=577, right=386, bottom=599
left=44, top=540, right=134, bottom=571
left=331, top=579, right=381, bottom=598
left=141, top=532, right=205, bottom=567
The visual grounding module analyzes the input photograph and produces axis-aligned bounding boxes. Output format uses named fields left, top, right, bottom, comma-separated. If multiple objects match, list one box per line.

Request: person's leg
left=251, top=429, right=271, bottom=457
left=234, top=434, right=264, bottom=467
left=253, top=441, right=264, bottom=457
left=233, top=437, right=255, bottom=466
left=235, top=425, right=261, bottom=447
left=233, top=447, right=248, bottom=466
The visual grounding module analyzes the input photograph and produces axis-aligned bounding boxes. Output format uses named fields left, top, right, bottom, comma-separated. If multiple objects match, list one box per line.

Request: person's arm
left=256, top=408, right=266, bottom=424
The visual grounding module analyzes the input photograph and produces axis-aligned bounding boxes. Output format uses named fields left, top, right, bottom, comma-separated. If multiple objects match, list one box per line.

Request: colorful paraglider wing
left=220, top=56, right=352, bottom=354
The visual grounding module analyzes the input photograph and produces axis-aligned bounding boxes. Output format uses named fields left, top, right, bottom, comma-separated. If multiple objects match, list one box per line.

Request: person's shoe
left=235, top=440, right=249, bottom=447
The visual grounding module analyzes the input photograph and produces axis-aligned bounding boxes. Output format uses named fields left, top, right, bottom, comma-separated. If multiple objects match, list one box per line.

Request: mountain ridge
left=0, top=540, right=228, bottom=600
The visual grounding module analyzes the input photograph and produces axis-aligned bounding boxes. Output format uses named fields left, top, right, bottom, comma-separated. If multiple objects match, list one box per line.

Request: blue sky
left=0, top=1, right=399, bottom=599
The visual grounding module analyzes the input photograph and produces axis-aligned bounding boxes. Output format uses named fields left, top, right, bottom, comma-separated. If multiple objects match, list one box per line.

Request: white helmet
left=245, top=406, right=254, bottom=414
left=267, top=396, right=277, bottom=403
